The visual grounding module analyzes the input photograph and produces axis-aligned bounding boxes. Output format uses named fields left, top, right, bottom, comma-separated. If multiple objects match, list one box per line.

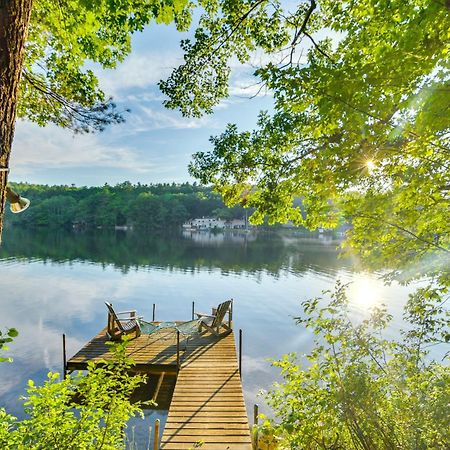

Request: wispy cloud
left=229, top=75, right=271, bottom=98
left=125, top=90, right=166, bottom=103
left=139, top=106, right=216, bottom=130
left=98, top=52, right=183, bottom=99
left=10, top=120, right=153, bottom=175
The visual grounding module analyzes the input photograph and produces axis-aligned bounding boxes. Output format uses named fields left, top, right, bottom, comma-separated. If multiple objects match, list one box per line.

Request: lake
left=0, top=227, right=415, bottom=445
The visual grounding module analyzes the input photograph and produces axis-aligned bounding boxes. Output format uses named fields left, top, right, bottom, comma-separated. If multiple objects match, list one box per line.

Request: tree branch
left=323, top=92, right=450, bottom=154
left=291, top=0, right=316, bottom=48
left=209, top=0, right=266, bottom=55
left=22, top=70, right=126, bottom=132
left=303, top=30, right=334, bottom=62
left=355, top=213, right=450, bottom=253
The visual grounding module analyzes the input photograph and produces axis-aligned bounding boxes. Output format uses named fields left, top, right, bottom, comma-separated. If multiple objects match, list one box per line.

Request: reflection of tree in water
left=0, top=228, right=353, bottom=277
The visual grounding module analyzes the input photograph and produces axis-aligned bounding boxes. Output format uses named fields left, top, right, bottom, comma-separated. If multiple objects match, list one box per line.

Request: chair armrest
left=117, top=315, right=143, bottom=321
left=116, top=310, right=137, bottom=315
left=195, top=312, right=216, bottom=319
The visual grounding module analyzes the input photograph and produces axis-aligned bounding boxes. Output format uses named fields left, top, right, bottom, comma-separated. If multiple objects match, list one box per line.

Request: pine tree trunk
left=0, top=0, right=33, bottom=243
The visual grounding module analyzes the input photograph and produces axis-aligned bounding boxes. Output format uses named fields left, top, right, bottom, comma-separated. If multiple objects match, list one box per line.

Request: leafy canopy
left=162, top=0, right=450, bottom=284
left=19, top=0, right=193, bottom=132
left=161, top=7, right=450, bottom=446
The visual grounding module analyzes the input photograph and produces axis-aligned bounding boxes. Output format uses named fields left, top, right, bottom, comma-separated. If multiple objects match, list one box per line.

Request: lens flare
left=366, top=159, right=376, bottom=174
left=348, top=274, right=381, bottom=309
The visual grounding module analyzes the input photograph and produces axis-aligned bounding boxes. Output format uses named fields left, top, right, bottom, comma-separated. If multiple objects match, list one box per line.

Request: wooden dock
left=161, top=331, right=252, bottom=450
left=67, top=326, right=252, bottom=449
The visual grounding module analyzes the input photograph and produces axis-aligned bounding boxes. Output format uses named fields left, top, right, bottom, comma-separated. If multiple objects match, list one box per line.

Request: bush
left=263, top=282, right=450, bottom=450
left=0, top=338, right=146, bottom=449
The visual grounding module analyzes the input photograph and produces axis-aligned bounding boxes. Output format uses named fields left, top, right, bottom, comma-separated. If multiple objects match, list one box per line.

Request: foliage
left=261, top=282, right=450, bottom=450
left=0, top=338, right=147, bottom=449
left=163, top=5, right=450, bottom=445
left=19, top=0, right=193, bottom=132
left=160, top=0, right=290, bottom=117
left=0, top=328, right=18, bottom=363
left=4, top=181, right=247, bottom=229
left=162, top=0, right=450, bottom=285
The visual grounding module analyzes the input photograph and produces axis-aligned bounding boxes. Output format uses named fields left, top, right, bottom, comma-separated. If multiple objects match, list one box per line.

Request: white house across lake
left=183, top=217, right=248, bottom=230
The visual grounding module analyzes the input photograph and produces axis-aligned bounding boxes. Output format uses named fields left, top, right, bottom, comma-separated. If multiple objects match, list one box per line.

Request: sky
left=10, top=21, right=277, bottom=187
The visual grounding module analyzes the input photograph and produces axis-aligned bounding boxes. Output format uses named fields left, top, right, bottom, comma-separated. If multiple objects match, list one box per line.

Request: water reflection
left=1, top=227, right=352, bottom=278
left=0, top=227, right=413, bottom=441
left=181, top=229, right=258, bottom=244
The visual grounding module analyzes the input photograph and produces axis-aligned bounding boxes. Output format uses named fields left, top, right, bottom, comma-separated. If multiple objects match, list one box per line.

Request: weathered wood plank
left=164, top=418, right=250, bottom=423
left=164, top=436, right=251, bottom=443
left=164, top=423, right=250, bottom=430
left=162, top=445, right=251, bottom=450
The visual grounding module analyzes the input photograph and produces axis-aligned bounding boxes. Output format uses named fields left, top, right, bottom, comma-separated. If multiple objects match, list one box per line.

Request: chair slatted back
left=105, top=301, right=140, bottom=341
left=211, top=300, right=232, bottom=328
left=105, top=302, right=125, bottom=332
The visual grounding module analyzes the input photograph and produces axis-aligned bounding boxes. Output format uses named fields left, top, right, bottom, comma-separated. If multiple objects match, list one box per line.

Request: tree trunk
left=0, top=0, right=33, bottom=243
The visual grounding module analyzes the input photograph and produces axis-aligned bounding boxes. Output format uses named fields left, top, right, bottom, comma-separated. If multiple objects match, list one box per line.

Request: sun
left=348, top=274, right=382, bottom=309
left=366, top=159, right=376, bottom=175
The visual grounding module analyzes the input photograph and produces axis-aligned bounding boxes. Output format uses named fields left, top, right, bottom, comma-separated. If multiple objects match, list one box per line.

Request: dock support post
left=229, top=299, right=233, bottom=329
left=254, top=403, right=259, bottom=426
left=152, top=303, right=156, bottom=322
left=152, top=372, right=165, bottom=403
left=239, top=328, right=242, bottom=379
left=176, top=330, right=180, bottom=371
left=254, top=404, right=259, bottom=450
left=62, top=334, right=67, bottom=380
left=191, top=301, right=195, bottom=320
left=153, top=419, right=160, bottom=450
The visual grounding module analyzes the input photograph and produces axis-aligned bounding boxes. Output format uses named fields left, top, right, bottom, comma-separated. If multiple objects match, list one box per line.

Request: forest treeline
left=5, top=182, right=247, bottom=229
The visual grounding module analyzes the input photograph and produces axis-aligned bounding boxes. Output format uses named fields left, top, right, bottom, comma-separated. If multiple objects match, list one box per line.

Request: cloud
left=229, top=75, right=271, bottom=98
left=139, top=106, right=216, bottom=130
left=125, top=90, right=166, bottom=103
left=97, top=52, right=183, bottom=98
left=10, top=120, right=152, bottom=175
left=226, top=53, right=276, bottom=100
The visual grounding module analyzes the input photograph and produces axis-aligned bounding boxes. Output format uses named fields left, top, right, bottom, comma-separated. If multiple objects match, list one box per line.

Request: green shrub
left=0, top=338, right=146, bottom=449
left=264, top=282, right=450, bottom=450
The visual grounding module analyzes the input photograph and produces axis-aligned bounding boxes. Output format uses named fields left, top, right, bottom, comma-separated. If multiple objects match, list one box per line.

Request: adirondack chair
left=195, top=300, right=233, bottom=335
left=105, top=301, right=141, bottom=341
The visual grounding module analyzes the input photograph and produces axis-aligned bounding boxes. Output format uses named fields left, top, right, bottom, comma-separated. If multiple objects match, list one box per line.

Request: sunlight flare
left=365, top=159, right=376, bottom=175
left=348, top=274, right=382, bottom=309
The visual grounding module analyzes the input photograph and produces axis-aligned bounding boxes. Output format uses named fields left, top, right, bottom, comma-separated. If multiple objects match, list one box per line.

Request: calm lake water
left=0, top=227, right=416, bottom=445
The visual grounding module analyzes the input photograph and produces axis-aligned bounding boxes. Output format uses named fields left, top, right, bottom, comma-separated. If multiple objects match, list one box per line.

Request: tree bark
left=0, top=0, right=33, bottom=243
